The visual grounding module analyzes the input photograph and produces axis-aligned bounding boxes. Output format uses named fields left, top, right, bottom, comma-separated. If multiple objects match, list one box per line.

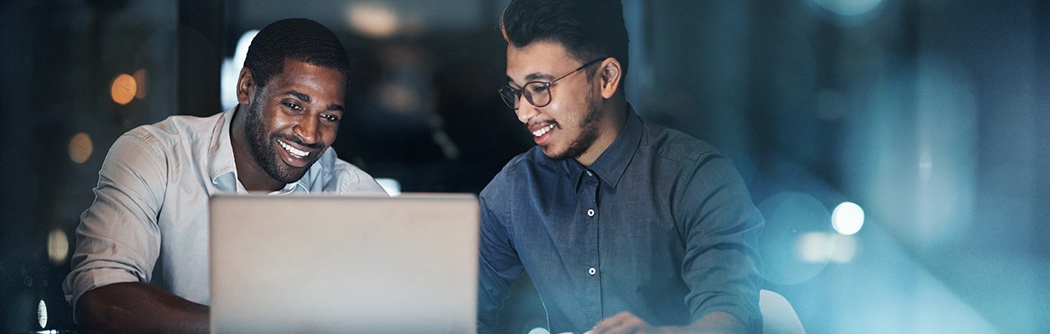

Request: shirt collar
left=563, top=103, right=644, bottom=191
left=208, top=106, right=239, bottom=192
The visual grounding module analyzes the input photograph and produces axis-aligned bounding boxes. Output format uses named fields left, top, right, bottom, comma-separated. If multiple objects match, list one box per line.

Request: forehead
left=506, top=40, right=578, bottom=83
left=266, top=59, right=347, bottom=98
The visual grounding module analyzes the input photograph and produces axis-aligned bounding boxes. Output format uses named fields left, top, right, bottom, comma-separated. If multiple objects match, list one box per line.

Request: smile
left=277, top=139, right=309, bottom=159
left=532, top=123, right=556, bottom=137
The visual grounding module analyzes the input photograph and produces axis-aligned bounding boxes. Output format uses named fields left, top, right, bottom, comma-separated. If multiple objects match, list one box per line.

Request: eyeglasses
left=499, top=57, right=607, bottom=110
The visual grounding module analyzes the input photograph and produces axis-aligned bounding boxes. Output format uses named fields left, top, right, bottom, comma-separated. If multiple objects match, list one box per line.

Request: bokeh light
left=796, top=232, right=858, bottom=264
left=47, top=228, right=69, bottom=265
left=37, top=300, right=47, bottom=329
left=831, top=201, right=864, bottom=235
left=813, top=0, right=883, bottom=16
left=133, top=68, right=148, bottom=99
left=759, top=192, right=832, bottom=285
left=346, top=3, right=399, bottom=38
left=110, top=73, right=137, bottom=105
left=68, top=132, right=93, bottom=164
left=527, top=327, right=549, bottom=334
left=221, top=30, right=260, bottom=111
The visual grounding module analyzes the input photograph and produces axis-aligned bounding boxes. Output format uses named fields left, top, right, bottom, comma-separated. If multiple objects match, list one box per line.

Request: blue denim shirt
left=478, top=108, right=764, bottom=334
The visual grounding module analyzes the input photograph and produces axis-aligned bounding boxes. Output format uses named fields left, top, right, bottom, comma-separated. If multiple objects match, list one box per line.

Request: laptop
left=208, top=193, right=480, bottom=334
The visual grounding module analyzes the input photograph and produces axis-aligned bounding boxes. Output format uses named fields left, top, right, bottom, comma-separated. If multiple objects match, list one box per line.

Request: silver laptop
left=209, top=193, right=480, bottom=334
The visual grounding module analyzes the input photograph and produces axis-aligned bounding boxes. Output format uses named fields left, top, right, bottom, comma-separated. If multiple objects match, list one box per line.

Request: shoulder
left=482, top=146, right=549, bottom=197
left=640, top=119, right=721, bottom=165
left=479, top=146, right=552, bottom=217
left=324, top=152, right=387, bottom=194
left=120, top=113, right=222, bottom=152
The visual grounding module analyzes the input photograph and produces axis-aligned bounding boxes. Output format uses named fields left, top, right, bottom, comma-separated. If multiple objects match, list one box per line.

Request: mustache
left=273, top=133, right=323, bottom=150
left=526, top=119, right=558, bottom=130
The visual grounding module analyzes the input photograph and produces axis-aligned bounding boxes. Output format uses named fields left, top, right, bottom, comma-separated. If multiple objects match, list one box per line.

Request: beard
left=243, top=95, right=314, bottom=184
left=544, top=88, right=603, bottom=161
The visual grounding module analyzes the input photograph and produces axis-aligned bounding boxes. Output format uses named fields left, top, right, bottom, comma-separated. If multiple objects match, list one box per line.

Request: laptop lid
left=209, top=193, right=479, bottom=334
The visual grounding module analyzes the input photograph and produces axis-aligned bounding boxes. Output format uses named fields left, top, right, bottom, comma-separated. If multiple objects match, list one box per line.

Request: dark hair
left=500, top=0, right=629, bottom=90
left=243, top=18, right=351, bottom=90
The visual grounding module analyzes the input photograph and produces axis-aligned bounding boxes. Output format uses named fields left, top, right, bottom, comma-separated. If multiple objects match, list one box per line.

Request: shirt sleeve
left=476, top=182, right=525, bottom=334
left=676, top=151, right=764, bottom=334
left=329, top=158, right=388, bottom=194
left=62, top=130, right=168, bottom=313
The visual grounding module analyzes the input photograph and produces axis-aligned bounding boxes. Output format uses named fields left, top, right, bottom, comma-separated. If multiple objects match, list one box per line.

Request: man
left=477, top=1, right=764, bottom=333
left=63, top=18, right=386, bottom=333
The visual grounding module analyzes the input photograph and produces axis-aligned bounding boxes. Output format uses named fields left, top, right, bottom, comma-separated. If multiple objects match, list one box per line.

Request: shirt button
left=586, top=171, right=593, bottom=177
left=589, top=267, right=596, bottom=275
left=587, top=209, right=595, bottom=217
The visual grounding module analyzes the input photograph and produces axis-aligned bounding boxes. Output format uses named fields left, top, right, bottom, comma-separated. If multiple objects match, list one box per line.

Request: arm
left=676, top=152, right=764, bottom=333
left=76, top=282, right=208, bottom=334
left=476, top=190, right=525, bottom=334
left=63, top=131, right=207, bottom=332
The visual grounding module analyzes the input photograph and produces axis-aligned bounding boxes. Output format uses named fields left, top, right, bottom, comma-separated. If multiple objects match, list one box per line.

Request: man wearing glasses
left=477, top=0, right=764, bottom=333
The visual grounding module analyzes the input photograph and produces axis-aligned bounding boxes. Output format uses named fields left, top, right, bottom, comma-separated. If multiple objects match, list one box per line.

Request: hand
left=590, top=311, right=659, bottom=334
left=589, top=311, right=746, bottom=334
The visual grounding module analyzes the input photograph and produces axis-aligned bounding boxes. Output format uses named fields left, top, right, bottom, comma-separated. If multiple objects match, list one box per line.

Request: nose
left=515, top=95, right=538, bottom=124
left=293, top=115, right=320, bottom=144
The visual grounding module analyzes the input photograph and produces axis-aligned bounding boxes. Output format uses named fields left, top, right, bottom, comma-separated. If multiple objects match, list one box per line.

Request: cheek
left=265, top=110, right=295, bottom=132
left=321, top=125, right=339, bottom=145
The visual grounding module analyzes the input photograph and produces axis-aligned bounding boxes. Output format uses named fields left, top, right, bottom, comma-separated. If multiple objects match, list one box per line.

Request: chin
left=540, top=147, right=570, bottom=161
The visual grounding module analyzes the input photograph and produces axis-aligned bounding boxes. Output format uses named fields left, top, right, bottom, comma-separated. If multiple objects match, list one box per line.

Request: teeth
left=532, top=124, right=556, bottom=137
left=278, top=139, right=308, bottom=159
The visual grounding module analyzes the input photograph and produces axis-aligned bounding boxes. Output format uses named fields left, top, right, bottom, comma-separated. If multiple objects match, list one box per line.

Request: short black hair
left=243, top=18, right=351, bottom=91
left=500, top=0, right=629, bottom=89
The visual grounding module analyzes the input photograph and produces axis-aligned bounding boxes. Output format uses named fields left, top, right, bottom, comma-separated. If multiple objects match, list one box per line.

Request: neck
left=574, top=97, right=629, bottom=167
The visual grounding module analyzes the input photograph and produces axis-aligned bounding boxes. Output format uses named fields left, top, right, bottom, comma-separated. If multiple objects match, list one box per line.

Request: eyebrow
left=524, top=72, right=553, bottom=82
left=283, top=90, right=344, bottom=111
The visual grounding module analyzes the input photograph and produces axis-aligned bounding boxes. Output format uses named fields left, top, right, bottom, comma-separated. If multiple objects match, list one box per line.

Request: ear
left=598, top=57, right=622, bottom=100
left=236, top=67, right=255, bottom=105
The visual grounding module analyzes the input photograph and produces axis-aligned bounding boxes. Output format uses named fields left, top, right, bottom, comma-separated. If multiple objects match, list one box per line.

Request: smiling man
left=477, top=1, right=765, bottom=333
left=63, top=18, right=385, bottom=333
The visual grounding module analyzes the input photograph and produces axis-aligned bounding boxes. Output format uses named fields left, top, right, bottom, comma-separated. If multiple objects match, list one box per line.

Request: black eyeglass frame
left=499, top=57, right=609, bottom=110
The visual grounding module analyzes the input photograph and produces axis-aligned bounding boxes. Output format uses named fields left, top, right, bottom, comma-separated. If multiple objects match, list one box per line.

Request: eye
left=528, top=83, right=549, bottom=94
left=283, top=102, right=303, bottom=112
left=321, top=113, right=340, bottom=123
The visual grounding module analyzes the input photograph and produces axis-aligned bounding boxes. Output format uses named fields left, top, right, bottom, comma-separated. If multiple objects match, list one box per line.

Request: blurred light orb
left=796, top=232, right=830, bottom=263
left=758, top=192, right=832, bottom=285
left=48, top=228, right=70, bottom=264
left=795, top=232, right=859, bottom=263
left=832, top=201, right=864, bottom=235
left=234, top=30, right=259, bottom=69
left=69, top=132, right=93, bottom=164
left=346, top=3, right=399, bottom=38
left=828, top=234, right=857, bottom=263
left=110, top=73, right=137, bottom=105
left=38, top=300, right=47, bottom=328
left=813, top=0, right=882, bottom=16
left=221, top=30, right=260, bottom=111
left=133, top=69, right=148, bottom=99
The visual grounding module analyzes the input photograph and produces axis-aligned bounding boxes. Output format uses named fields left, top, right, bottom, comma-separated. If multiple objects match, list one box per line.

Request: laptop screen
left=209, top=193, right=479, bottom=334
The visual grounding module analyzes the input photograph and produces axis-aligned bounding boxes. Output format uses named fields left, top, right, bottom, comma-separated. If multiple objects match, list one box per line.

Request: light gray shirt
left=63, top=107, right=386, bottom=311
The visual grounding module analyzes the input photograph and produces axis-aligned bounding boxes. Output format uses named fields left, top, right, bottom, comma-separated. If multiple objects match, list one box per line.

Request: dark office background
left=1, top=0, right=1048, bottom=333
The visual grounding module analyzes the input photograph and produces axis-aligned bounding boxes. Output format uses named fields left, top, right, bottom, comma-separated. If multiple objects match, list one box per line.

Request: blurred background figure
left=1, top=0, right=1047, bottom=333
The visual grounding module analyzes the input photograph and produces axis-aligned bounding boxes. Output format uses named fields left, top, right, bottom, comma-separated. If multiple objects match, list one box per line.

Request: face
left=506, top=41, right=604, bottom=161
left=243, top=59, right=346, bottom=183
